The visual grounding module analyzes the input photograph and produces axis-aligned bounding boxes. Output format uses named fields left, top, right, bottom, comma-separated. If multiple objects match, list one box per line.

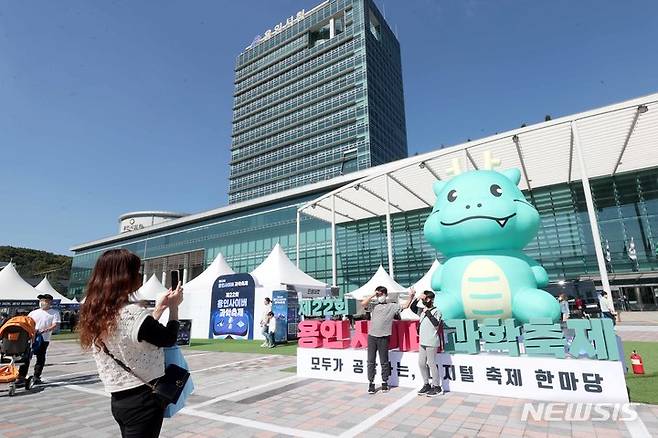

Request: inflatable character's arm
left=530, top=264, right=549, bottom=288
left=430, top=264, right=443, bottom=291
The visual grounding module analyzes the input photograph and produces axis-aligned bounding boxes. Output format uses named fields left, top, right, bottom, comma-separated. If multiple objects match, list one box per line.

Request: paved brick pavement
left=616, top=326, right=658, bottom=342
left=0, top=340, right=656, bottom=437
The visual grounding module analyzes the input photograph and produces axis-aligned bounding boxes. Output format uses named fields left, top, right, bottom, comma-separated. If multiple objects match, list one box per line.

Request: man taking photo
left=361, top=286, right=415, bottom=394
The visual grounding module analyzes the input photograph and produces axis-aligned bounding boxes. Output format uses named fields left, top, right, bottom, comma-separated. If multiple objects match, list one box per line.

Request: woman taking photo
left=79, top=249, right=183, bottom=438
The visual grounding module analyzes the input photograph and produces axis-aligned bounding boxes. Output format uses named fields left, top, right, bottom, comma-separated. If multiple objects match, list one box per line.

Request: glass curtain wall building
left=70, top=167, right=658, bottom=310
left=229, top=0, right=407, bottom=203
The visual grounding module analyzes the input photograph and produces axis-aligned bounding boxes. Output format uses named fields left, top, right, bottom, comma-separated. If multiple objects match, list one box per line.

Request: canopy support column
left=385, top=174, right=395, bottom=279
left=296, top=210, right=301, bottom=268
left=331, top=195, right=337, bottom=288
left=183, top=253, right=189, bottom=285
left=572, top=122, right=615, bottom=312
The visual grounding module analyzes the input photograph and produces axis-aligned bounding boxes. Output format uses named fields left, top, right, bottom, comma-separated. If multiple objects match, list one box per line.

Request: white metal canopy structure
left=297, top=93, right=658, bottom=310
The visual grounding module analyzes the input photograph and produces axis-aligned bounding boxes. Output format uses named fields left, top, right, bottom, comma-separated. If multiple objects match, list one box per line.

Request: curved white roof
left=0, top=263, right=40, bottom=301
left=119, top=211, right=187, bottom=221
left=35, top=276, right=76, bottom=304
left=346, top=265, right=405, bottom=300
left=250, top=243, right=326, bottom=289
left=300, top=93, right=658, bottom=224
left=133, top=274, right=168, bottom=301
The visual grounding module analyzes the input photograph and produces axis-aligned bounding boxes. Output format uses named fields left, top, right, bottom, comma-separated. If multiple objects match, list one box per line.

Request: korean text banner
left=209, top=273, right=255, bottom=340
left=297, top=348, right=629, bottom=403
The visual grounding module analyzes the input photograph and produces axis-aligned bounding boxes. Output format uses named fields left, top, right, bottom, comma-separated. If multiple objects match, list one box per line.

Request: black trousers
left=367, top=334, right=391, bottom=383
left=111, top=384, right=165, bottom=438
left=18, top=341, right=49, bottom=379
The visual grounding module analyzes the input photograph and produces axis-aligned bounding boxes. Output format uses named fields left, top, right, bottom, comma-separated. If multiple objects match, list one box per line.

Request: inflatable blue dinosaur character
left=423, top=168, right=560, bottom=323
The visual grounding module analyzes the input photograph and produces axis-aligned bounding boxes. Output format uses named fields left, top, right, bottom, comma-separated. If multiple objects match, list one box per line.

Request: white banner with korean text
left=297, top=348, right=629, bottom=403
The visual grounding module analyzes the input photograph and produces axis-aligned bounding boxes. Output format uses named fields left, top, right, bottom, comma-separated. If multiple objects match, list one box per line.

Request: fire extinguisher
left=630, top=350, right=645, bottom=375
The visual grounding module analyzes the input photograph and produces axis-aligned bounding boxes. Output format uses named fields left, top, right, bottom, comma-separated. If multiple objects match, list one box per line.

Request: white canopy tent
left=298, top=93, right=658, bottom=312
left=400, top=260, right=441, bottom=320
left=345, top=265, right=405, bottom=300
left=35, top=276, right=76, bottom=304
left=178, top=253, right=235, bottom=338
left=411, top=260, right=441, bottom=293
left=0, top=263, right=41, bottom=301
left=250, top=244, right=328, bottom=341
left=133, top=274, right=168, bottom=302
left=250, top=243, right=327, bottom=290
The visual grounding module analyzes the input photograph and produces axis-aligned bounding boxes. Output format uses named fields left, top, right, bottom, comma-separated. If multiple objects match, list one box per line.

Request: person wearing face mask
left=18, top=293, right=61, bottom=384
left=361, top=285, right=415, bottom=394
left=410, top=291, right=443, bottom=397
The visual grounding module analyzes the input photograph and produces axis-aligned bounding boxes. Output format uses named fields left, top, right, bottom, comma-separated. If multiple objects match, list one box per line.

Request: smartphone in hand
left=170, top=270, right=179, bottom=290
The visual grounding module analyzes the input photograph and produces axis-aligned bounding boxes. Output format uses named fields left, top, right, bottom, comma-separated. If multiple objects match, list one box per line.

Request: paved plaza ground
left=0, top=330, right=657, bottom=438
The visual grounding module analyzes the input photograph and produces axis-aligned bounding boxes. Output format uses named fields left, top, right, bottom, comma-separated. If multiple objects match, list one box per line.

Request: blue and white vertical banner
left=271, top=290, right=288, bottom=343
left=209, top=273, right=255, bottom=340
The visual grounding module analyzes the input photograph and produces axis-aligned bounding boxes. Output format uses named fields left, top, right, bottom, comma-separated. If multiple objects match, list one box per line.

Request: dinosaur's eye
left=447, top=190, right=458, bottom=202
left=490, top=184, right=503, bottom=197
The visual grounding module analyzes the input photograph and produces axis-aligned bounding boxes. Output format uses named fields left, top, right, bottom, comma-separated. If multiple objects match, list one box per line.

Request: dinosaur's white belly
left=461, top=259, right=512, bottom=320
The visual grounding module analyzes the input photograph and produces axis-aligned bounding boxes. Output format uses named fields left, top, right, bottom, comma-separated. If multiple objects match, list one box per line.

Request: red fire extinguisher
left=630, top=350, right=645, bottom=375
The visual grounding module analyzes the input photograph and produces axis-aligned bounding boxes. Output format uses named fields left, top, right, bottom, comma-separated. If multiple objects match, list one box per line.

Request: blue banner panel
left=271, top=290, right=288, bottom=343
left=209, top=273, right=256, bottom=340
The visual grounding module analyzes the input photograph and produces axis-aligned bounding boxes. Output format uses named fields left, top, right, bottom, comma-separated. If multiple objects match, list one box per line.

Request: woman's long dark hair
left=79, top=249, right=142, bottom=350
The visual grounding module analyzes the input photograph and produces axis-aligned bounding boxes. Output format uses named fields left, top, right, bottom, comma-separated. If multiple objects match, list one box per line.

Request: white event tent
left=249, top=243, right=328, bottom=341
left=345, top=265, right=405, bottom=301
left=0, top=263, right=41, bottom=301
left=35, top=276, right=76, bottom=304
left=178, top=253, right=235, bottom=338
left=346, top=265, right=410, bottom=315
left=250, top=243, right=327, bottom=291
left=400, top=260, right=441, bottom=320
left=133, top=274, right=168, bottom=303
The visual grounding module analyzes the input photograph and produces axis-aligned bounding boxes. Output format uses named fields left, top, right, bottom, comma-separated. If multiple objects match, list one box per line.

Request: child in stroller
left=0, top=315, right=37, bottom=396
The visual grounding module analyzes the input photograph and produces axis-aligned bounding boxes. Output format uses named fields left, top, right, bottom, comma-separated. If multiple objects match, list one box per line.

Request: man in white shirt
left=598, top=291, right=616, bottom=326
left=25, top=293, right=61, bottom=384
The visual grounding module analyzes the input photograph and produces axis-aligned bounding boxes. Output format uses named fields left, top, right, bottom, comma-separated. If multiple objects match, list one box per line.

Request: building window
left=340, top=148, right=358, bottom=175
left=369, top=11, right=381, bottom=40
left=309, top=21, right=331, bottom=48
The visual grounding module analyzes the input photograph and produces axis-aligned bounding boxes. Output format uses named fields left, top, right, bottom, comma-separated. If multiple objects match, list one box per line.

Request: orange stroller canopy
left=0, top=316, right=37, bottom=339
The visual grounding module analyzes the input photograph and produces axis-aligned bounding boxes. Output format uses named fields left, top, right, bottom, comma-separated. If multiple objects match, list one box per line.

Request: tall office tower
left=228, top=0, right=407, bottom=203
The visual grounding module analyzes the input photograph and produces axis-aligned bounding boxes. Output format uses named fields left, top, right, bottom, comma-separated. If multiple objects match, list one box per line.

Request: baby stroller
left=0, top=316, right=36, bottom=396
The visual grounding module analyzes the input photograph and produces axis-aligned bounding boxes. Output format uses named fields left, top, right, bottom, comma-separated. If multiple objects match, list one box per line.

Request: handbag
left=100, top=342, right=190, bottom=406
left=163, top=346, right=194, bottom=418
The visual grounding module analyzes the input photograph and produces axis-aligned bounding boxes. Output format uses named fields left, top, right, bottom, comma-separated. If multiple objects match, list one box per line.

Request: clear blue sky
left=1, top=0, right=656, bottom=255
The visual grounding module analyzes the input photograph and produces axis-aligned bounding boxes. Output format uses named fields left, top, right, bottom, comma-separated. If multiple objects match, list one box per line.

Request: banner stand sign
left=271, top=290, right=289, bottom=343
left=209, top=273, right=256, bottom=340
left=176, top=319, right=193, bottom=346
